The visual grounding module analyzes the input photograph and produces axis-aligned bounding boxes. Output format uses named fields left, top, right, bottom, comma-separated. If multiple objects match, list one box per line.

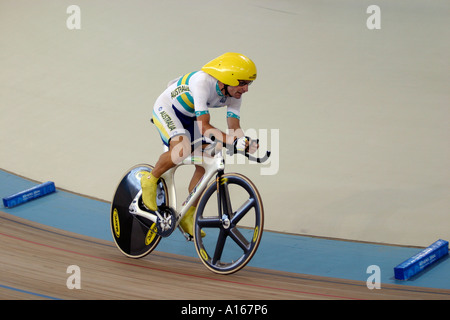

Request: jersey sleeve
left=189, top=74, right=211, bottom=117
left=226, top=98, right=242, bottom=120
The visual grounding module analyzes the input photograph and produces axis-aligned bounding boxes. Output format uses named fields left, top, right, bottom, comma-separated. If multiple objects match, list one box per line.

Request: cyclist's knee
left=169, top=135, right=191, bottom=163
left=194, top=165, right=205, bottom=175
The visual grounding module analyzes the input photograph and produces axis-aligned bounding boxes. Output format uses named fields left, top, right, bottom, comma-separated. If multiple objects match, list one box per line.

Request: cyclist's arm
left=196, top=113, right=235, bottom=146
left=227, top=115, right=258, bottom=154
left=227, top=116, right=245, bottom=140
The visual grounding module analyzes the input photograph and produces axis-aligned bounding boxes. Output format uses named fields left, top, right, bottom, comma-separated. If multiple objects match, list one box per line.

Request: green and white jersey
left=158, top=70, right=242, bottom=120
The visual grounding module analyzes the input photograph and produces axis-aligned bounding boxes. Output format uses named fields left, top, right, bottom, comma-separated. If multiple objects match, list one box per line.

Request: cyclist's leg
left=152, top=103, right=194, bottom=177
left=178, top=121, right=209, bottom=237
left=189, top=165, right=205, bottom=195
left=151, top=135, right=191, bottom=178
left=141, top=104, right=192, bottom=211
left=179, top=164, right=206, bottom=238
left=188, top=119, right=213, bottom=197
left=141, top=136, right=190, bottom=211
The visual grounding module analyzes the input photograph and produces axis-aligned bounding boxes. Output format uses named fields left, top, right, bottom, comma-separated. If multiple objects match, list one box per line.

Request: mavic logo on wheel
left=145, top=223, right=158, bottom=245
left=113, top=208, right=120, bottom=238
left=252, top=226, right=259, bottom=243
left=200, top=249, right=209, bottom=261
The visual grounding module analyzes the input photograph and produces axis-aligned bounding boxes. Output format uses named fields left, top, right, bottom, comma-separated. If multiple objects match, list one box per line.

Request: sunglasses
left=237, top=80, right=253, bottom=87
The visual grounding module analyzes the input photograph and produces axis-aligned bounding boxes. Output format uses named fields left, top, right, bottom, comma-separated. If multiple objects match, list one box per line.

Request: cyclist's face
left=227, top=80, right=252, bottom=99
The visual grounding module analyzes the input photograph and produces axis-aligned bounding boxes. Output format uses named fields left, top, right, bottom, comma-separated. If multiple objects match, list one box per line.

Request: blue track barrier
left=394, top=239, right=449, bottom=280
left=2, top=181, right=56, bottom=208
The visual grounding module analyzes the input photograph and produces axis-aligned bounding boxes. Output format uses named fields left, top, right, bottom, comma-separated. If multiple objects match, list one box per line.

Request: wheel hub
left=156, top=206, right=176, bottom=237
left=221, top=214, right=231, bottom=229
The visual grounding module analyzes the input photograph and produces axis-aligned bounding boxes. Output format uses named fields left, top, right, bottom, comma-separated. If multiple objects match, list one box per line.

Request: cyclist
left=141, top=52, right=259, bottom=237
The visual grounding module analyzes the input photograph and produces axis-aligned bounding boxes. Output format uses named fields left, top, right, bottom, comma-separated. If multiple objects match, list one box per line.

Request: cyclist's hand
left=233, top=136, right=249, bottom=153
left=248, top=138, right=259, bottom=154
left=233, top=136, right=259, bottom=154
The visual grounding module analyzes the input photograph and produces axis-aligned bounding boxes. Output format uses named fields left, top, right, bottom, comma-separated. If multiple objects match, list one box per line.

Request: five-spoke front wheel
left=193, top=173, right=264, bottom=275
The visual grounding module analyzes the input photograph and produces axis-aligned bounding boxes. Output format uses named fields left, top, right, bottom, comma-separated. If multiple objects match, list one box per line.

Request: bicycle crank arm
left=129, top=190, right=177, bottom=237
left=129, top=190, right=158, bottom=223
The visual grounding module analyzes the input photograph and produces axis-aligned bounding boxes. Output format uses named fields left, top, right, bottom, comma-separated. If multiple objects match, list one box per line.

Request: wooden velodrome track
left=1, top=211, right=449, bottom=300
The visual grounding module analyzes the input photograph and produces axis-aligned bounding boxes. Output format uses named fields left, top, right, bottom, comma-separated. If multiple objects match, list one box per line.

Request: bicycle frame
left=129, top=145, right=225, bottom=234
left=111, top=140, right=270, bottom=272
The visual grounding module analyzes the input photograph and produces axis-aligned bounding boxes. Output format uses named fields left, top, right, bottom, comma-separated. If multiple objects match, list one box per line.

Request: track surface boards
left=1, top=211, right=449, bottom=300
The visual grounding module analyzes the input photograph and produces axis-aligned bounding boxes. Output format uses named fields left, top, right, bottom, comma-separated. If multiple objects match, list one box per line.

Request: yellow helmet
left=201, top=52, right=257, bottom=86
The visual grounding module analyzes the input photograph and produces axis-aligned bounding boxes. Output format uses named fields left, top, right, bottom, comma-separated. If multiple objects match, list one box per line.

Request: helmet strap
left=223, top=84, right=231, bottom=97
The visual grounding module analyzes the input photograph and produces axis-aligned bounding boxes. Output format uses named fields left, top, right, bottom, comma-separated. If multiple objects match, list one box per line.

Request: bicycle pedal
left=180, top=228, right=193, bottom=242
left=138, top=196, right=158, bottom=213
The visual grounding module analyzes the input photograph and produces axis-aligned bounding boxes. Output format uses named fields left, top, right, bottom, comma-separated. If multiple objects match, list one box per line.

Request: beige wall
left=1, top=0, right=449, bottom=246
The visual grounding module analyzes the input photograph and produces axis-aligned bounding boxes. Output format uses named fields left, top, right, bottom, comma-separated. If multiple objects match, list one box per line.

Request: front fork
left=216, top=170, right=233, bottom=223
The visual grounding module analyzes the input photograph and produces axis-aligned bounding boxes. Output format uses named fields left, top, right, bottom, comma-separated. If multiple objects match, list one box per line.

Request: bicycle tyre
left=193, top=173, right=264, bottom=274
left=110, top=164, right=167, bottom=259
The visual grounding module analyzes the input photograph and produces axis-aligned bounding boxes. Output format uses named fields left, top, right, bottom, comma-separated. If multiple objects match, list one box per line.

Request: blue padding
left=394, top=239, right=449, bottom=280
left=2, top=181, right=56, bottom=208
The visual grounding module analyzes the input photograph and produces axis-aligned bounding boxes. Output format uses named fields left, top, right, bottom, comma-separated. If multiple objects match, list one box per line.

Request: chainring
left=155, top=205, right=177, bottom=237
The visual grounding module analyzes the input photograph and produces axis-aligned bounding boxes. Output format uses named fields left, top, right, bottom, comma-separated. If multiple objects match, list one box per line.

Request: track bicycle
left=110, top=141, right=270, bottom=274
